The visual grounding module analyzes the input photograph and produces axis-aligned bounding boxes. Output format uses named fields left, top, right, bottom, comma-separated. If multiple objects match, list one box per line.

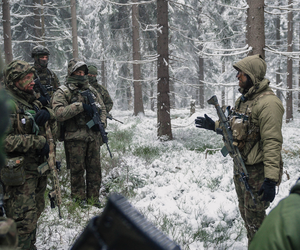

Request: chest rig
left=60, top=85, right=97, bottom=131
left=9, top=94, right=41, bottom=136
left=228, top=91, right=275, bottom=160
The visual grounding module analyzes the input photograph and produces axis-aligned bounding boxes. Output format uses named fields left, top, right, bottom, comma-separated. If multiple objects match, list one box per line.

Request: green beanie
left=88, top=65, right=98, bottom=75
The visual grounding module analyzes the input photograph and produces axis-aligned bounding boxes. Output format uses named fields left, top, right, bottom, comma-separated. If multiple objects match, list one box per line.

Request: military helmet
left=31, top=45, right=50, bottom=58
left=68, top=58, right=88, bottom=76
left=88, top=65, right=98, bottom=75
left=4, top=60, right=35, bottom=85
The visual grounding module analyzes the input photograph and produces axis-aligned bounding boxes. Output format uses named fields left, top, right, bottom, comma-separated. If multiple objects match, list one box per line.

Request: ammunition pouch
left=0, top=157, right=25, bottom=186
left=37, top=162, right=50, bottom=175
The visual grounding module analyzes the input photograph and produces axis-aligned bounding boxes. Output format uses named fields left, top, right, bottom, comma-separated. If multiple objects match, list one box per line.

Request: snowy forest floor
left=36, top=106, right=300, bottom=250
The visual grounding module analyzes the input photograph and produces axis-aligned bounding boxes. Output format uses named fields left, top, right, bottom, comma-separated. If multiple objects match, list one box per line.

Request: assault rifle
left=81, top=90, right=112, bottom=158
left=71, top=193, right=181, bottom=250
left=207, top=95, right=256, bottom=205
left=33, top=78, right=51, bottom=104
left=45, top=123, right=62, bottom=218
left=107, top=113, right=123, bottom=124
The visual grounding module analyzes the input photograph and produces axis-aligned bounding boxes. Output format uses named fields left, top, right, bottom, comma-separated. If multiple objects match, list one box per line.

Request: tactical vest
left=8, top=93, right=42, bottom=137
left=228, top=91, right=275, bottom=160
left=35, top=68, right=58, bottom=97
left=58, top=85, right=97, bottom=133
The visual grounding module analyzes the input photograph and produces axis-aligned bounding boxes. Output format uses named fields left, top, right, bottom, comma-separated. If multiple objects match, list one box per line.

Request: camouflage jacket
left=4, top=85, right=57, bottom=172
left=51, top=80, right=107, bottom=141
left=89, top=79, right=113, bottom=113
left=33, top=63, right=60, bottom=97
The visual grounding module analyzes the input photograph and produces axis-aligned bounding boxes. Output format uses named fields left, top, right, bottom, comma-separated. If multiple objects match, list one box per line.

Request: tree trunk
left=157, top=0, right=172, bottom=140
left=71, top=0, right=79, bottom=59
left=2, top=0, right=13, bottom=64
left=221, top=59, right=225, bottom=106
left=198, top=53, right=204, bottom=108
left=276, top=16, right=281, bottom=100
left=132, top=0, right=144, bottom=116
left=101, top=60, right=106, bottom=88
left=286, top=0, right=293, bottom=123
left=246, top=0, right=265, bottom=58
left=33, top=0, right=44, bottom=45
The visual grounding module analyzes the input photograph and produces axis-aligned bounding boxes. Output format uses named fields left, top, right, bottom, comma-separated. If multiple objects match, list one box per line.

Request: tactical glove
left=195, top=114, right=215, bottom=131
left=82, top=103, right=94, bottom=118
left=258, top=178, right=277, bottom=202
left=34, top=109, right=50, bottom=126
left=38, top=142, right=49, bottom=159
left=37, top=96, right=49, bottom=106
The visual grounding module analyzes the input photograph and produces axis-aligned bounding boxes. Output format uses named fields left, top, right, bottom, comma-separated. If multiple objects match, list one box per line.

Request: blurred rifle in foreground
left=44, top=123, right=62, bottom=218
left=71, top=193, right=181, bottom=250
left=207, top=95, right=256, bottom=205
left=107, top=113, right=123, bottom=124
left=81, top=90, right=112, bottom=158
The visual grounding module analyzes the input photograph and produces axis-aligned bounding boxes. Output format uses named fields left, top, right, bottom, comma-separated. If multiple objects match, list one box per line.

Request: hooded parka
left=232, top=54, right=284, bottom=182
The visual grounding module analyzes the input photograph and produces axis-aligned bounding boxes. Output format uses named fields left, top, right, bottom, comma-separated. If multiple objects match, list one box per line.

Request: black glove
left=38, top=142, right=49, bottom=159
left=34, top=109, right=50, bottom=126
left=37, top=96, right=49, bottom=106
left=82, top=103, right=94, bottom=118
left=258, top=178, right=277, bottom=202
left=195, top=114, right=215, bottom=131
left=91, top=124, right=100, bottom=132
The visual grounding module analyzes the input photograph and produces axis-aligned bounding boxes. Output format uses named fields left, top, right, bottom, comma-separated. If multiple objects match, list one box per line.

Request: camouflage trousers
left=64, top=139, right=101, bottom=201
left=4, top=174, right=47, bottom=250
left=234, top=162, right=270, bottom=246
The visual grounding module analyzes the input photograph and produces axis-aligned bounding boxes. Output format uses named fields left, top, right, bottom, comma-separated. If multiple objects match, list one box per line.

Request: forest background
left=1, top=0, right=300, bottom=249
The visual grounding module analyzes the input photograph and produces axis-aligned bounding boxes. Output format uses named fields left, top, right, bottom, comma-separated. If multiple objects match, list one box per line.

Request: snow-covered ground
left=36, top=106, right=300, bottom=250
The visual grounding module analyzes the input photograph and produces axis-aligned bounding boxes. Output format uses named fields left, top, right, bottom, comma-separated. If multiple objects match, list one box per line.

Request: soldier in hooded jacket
left=51, top=59, right=106, bottom=207
left=2, top=60, right=57, bottom=250
left=195, top=54, right=284, bottom=245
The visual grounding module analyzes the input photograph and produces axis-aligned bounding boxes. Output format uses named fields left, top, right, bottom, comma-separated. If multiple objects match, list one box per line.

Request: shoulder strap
left=58, top=85, right=72, bottom=103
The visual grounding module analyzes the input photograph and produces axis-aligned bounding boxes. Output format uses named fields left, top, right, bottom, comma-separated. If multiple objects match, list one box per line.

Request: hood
left=233, top=54, right=266, bottom=85
left=67, top=58, right=88, bottom=77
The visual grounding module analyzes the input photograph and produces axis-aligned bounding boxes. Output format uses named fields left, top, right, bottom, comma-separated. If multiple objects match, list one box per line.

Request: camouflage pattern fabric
left=89, top=80, right=113, bottom=113
left=234, top=162, right=268, bottom=245
left=52, top=58, right=106, bottom=201
left=4, top=175, right=47, bottom=250
left=0, top=217, right=18, bottom=249
left=64, top=140, right=101, bottom=200
left=88, top=65, right=113, bottom=113
left=33, top=64, right=60, bottom=97
left=2, top=60, right=57, bottom=250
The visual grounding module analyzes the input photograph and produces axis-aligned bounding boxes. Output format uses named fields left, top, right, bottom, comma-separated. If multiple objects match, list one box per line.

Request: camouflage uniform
left=31, top=45, right=60, bottom=98
left=0, top=53, right=18, bottom=250
left=2, top=60, right=57, bottom=250
left=87, top=65, right=113, bottom=113
left=52, top=59, right=106, bottom=202
left=216, top=55, right=284, bottom=244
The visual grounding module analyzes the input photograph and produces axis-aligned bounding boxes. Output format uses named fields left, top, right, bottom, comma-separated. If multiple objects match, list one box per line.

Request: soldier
left=87, top=65, right=113, bottom=114
left=31, top=45, right=60, bottom=101
left=1, top=60, right=57, bottom=250
left=195, top=54, right=284, bottom=245
left=52, top=59, right=106, bottom=208
left=0, top=53, right=18, bottom=250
